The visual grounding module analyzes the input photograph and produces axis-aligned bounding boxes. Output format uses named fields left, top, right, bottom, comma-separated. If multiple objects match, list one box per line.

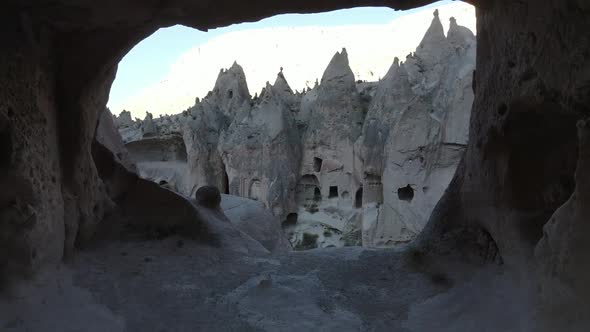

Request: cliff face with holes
left=112, top=12, right=475, bottom=250
left=219, top=72, right=302, bottom=219
left=361, top=10, right=476, bottom=247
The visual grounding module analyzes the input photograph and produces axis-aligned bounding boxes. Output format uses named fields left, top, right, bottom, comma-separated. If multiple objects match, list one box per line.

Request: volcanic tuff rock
left=219, top=72, right=302, bottom=220
left=361, top=10, right=476, bottom=247
left=182, top=63, right=248, bottom=195
left=114, top=12, right=475, bottom=250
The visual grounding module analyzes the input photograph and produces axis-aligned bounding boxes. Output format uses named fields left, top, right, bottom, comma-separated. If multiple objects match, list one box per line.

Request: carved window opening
left=329, top=186, right=338, bottom=198
left=223, top=170, right=229, bottom=194
left=397, top=184, right=414, bottom=202
left=313, top=157, right=323, bottom=172
left=355, top=187, right=363, bottom=208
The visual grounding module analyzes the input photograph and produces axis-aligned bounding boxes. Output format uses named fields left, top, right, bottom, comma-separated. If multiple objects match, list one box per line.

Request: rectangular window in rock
left=329, top=186, right=338, bottom=198
left=313, top=157, right=323, bottom=172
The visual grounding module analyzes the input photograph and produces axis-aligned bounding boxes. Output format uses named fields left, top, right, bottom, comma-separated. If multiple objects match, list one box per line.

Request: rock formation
left=113, top=12, right=475, bottom=251
left=182, top=63, right=248, bottom=195
left=219, top=72, right=302, bottom=220
left=361, top=11, right=476, bottom=247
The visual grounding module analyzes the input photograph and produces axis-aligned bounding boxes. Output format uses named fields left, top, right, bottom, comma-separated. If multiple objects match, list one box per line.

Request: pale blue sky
left=108, top=0, right=454, bottom=111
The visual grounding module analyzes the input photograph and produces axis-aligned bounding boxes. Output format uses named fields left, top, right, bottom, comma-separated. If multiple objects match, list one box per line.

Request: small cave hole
left=329, top=186, right=338, bottom=198
left=313, top=157, right=323, bottom=172
left=355, top=187, right=363, bottom=208
left=282, top=213, right=298, bottom=228
left=397, top=184, right=414, bottom=202
left=158, top=180, right=168, bottom=186
left=227, top=90, right=233, bottom=99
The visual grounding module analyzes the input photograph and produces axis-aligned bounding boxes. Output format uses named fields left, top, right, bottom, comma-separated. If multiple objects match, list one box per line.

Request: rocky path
left=1, top=236, right=526, bottom=332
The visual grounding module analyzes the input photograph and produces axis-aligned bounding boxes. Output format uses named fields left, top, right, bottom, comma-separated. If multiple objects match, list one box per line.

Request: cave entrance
left=313, top=157, right=323, bottom=172
left=101, top=4, right=479, bottom=254
left=493, top=100, right=579, bottom=245
left=282, top=212, right=298, bottom=228
left=314, top=187, right=322, bottom=201
left=223, top=170, right=229, bottom=194
left=221, top=162, right=230, bottom=194
left=397, top=184, right=414, bottom=202
left=355, top=187, right=363, bottom=208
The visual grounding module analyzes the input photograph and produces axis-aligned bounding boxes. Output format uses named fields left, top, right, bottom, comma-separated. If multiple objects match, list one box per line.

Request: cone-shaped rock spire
left=211, top=61, right=251, bottom=116
left=320, top=48, right=355, bottom=89
left=447, top=16, right=476, bottom=47
left=416, top=9, right=447, bottom=55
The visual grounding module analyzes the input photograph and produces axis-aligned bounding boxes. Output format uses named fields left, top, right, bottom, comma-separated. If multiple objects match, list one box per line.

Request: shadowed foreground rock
left=195, top=186, right=222, bottom=210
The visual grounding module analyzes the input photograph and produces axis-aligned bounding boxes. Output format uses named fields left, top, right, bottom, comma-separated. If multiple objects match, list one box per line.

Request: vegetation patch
left=342, top=229, right=361, bottom=247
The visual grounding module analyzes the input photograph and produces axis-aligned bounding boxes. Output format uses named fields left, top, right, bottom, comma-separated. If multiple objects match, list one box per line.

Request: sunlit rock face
left=361, top=10, right=476, bottom=247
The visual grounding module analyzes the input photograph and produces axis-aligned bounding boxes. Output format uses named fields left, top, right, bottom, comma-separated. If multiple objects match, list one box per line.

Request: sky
left=107, top=0, right=475, bottom=118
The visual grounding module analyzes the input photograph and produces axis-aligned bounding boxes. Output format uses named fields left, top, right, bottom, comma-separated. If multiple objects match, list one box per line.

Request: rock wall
left=416, top=0, right=590, bottom=327
left=219, top=72, right=302, bottom=219
left=0, top=16, right=65, bottom=278
left=361, top=10, right=476, bottom=247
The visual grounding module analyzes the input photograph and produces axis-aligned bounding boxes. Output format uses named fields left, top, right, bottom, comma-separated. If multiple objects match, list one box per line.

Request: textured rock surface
left=219, top=71, right=301, bottom=216
left=361, top=10, right=476, bottom=247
